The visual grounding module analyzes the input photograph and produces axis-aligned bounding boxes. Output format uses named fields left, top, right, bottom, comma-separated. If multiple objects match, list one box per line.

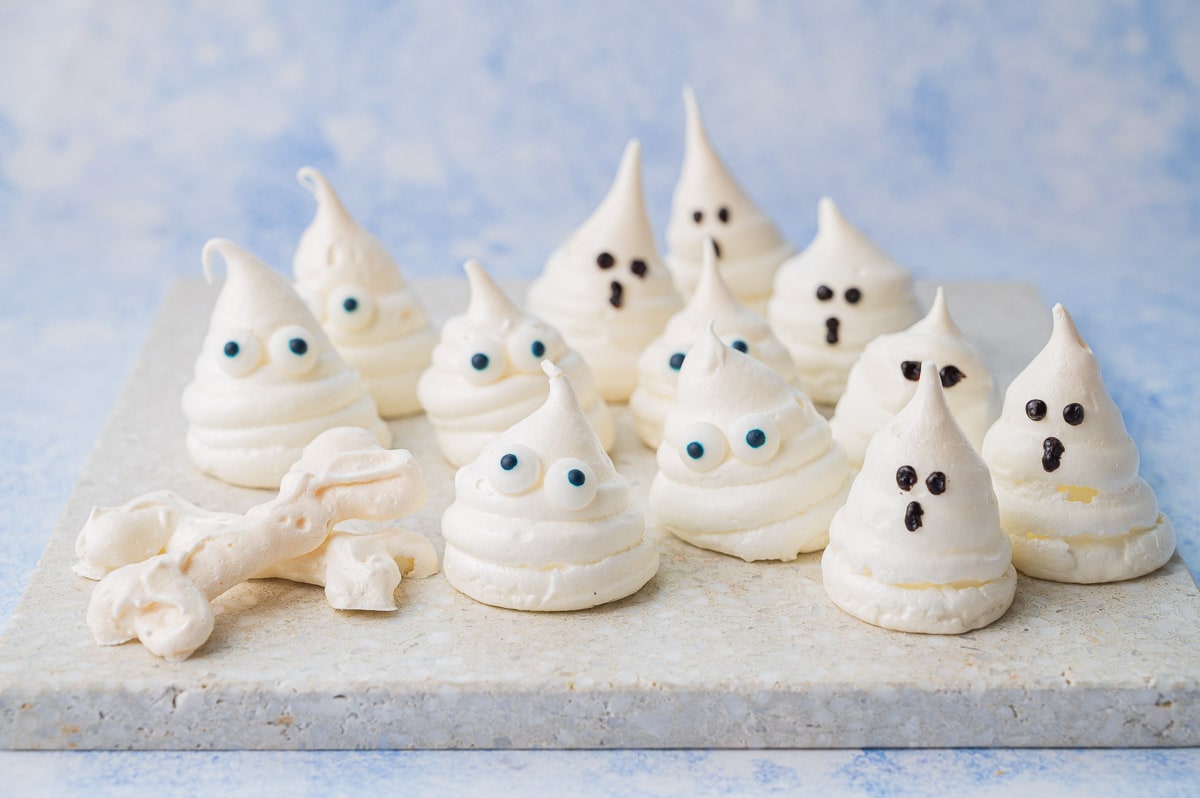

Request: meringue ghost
left=981, top=305, right=1175, bottom=583
left=292, top=167, right=437, bottom=418
left=630, top=239, right=799, bottom=449
left=418, top=260, right=614, bottom=467
left=822, top=361, right=1017, bottom=634
left=181, top=239, right=390, bottom=488
left=649, top=325, right=853, bottom=561
left=441, top=361, right=659, bottom=611
left=769, top=198, right=922, bottom=407
left=527, top=140, right=683, bottom=401
left=664, top=88, right=795, bottom=313
left=830, top=287, right=1000, bottom=467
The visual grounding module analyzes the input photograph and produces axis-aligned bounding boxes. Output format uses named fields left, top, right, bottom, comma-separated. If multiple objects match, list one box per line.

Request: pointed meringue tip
left=542, top=358, right=584, bottom=415
left=682, top=86, right=706, bottom=145
left=462, top=258, right=484, bottom=280
left=689, top=321, right=728, bottom=373
left=201, top=237, right=239, bottom=285
left=924, top=286, right=960, bottom=334
left=913, top=359, right=951, bottom=412
left=464, top=258, right=519, bottom=322
left=817, top=197, right=842, bottom=231
left=1051, top=303, right=1092, bottom=353
left=613, top=138, right=643, bottom=186
left=691, top=237, right=740, bottom=312
left=541, top=359, right=564, bottom=381
left=682, top=84, right=697, bottom=111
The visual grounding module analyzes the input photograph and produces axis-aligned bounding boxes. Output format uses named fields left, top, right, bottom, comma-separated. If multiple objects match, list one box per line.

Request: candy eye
left=677, top=421, right=726, bottom=472
left=544, top=457, right=598, bottom=511
left=730, top=413, right=781, bottom=465
left=326, top=285, right=375, bottom=331
left=505, top=323, right=557, bottom=374
left=692, top=210, right=703, bottom=224
left=214, top=328, right=260, bottom=377
left=462, top=337, right=507, bottom=385
left=845, top=287, right=862, bottom=304
left=1063, top=403, right=1085, bottom=426
left=268, top=325, right=319, bottom=375
left=816, top=285, right=834, bottom=301
left=926, top=471, right=947, bottom=495
left=485, top=443, right=540, bottom=495
left=896, top=465, right=918, bottom=491
left=668, top=352, right=686, bottom=371
left=717, top=206, right=730, bottom=224
left=723, top=337, right=749, bottom=354
left=1026, top=399, right=1047, bottom=421
left=939, top=365, right=965, bottom=388
left=596, top=252, right=615, bottom=270
left=900, top=361, right=922, bottom=381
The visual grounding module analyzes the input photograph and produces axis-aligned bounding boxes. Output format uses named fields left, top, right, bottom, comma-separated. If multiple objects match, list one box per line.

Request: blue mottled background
left=1, top=1, right=1198, bottom=794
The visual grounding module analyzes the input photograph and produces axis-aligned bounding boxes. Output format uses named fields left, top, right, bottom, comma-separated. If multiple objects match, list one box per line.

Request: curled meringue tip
left=923, top=286, right=961, bottom=336
left=296, top=165, right=329, bottom=196
left=463, top=259, right=520, bottom=325
left=1051, top=303, right=1092, bottom=353
left=541, top=358, right=565, bottom=381
left=201, top=237, right=251, bottom=285
left=692, top=321, right=729, bottom=373
left=542, top=358, right=587, bottom=418
left=296, top=165, right=353, bottom=224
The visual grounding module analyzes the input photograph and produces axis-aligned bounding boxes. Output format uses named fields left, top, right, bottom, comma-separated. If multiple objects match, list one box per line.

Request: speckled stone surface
left=0, top=279, right=1196, bottom=750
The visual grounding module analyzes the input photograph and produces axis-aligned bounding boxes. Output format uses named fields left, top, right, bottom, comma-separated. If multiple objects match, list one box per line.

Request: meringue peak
left=464, top=259, right=523, bottom=330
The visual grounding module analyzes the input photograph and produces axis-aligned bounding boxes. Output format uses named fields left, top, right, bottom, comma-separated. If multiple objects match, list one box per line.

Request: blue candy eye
left=686, top=442, right=704, bottom=459
left=326, top=285, right=375, bottom=331
left=462, top=337, right=506, bottom=385
left=745, top=429, right=766, bottom=448
left=471, top=353, right=489, bottom=371
left=531, top=340, right=546, bottom=358
left=269, top=325, right=318, bottom=376
left=669, top=352, right=685, bottom=371
left=731, top=413, right=780, bottom=464
left=545, top=457, right=598, bottom=510
left=486, top=443, right=539, bottom=495
left=567, top=468, right=585, bottom=486
left=343, top=297, right=358, bottom=312
left=731, top=339, right=749, bottom=354
left=677, top=421, right=725, bottom=472
left=224, top=341, right=239, bottom=357
left=215, top=328, right=260, bottom=377
left=289, top=338, right=308, bottom=356
left=500, top=453, right=518, bottom=471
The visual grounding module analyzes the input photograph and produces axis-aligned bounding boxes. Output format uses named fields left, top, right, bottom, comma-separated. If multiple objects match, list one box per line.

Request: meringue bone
left=182, top=239, right=390, bottom=488
left=418, top=259, right=614, bottom=467
left=528, top=140, right=683, bottom=401
left=664, top=88, right=795, bottom=313
left=822, top=361, right=1016, bottom=634
left=630, top=238, right=799, bottom=449
left=831, top=287, right=1000, bottom=466
left=649, top=325, right=853, bottom=561
left=293, top=167, right=437, bottom=418
left=769, top=198, right=922, bottom=406
left=441, top=361, right=659, bottom=611
left=981, top=304, right=1174, bottom=583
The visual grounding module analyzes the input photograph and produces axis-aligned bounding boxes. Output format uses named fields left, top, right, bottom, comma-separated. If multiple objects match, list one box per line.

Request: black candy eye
left=596, top=252, right=615, bottom=269
left=717, top=206, right=730, bottom=223
left=1063, top=403, right=1085, bottom=426
left=845, top=287, right=862, bottom=304
left=471, top=353, right=490, bottom=371
left=500, top=453, right=518, bottom=471
left=816, top=285, right=834, bottom=301
left=224, top=341, right=240, bottom=357
left=730, top=339, right=748, bottom=354
left=1026, top=399, right=1047, bottom=421
left=939, top=365, right=965, bottom=388
left=926, top=471, right=947, bottom=495
left=900, top=361, right=921, bottom=381
left=289, top=338, right=308, bottom=356
left=745, top=429, right=766, bottom=449
left=686, top=442, right=705, bottom=460
left=669, top=352, right=685, bottom=371
left=567, top=468, right=586, bottom=487
left=692, top=210, right=703, bottom=224
left=896, top=465, right=918, bottom=491
left=530, top=340, right=546, bottom=358
left=343, top=297, right=359, bottom=313
left=631, top=259, right=648, bottom=278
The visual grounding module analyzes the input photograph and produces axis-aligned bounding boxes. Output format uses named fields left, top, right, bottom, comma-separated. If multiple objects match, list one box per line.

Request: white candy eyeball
left=214, top=328, right=261, bottom=377
left=544, top=457, right=598, bottom=511
left=326, top=284, right=375, bottom=331
left=485, top=443, right=540, bottom=495
left=461, top=337, right=507, bottom=385
left=677, top=421, right=726, bottom=472
left=730, top=413, right=781, bottom=464
left=268, top=325, right=319, bottom=375
left=505, top=321, right=558, bottom=374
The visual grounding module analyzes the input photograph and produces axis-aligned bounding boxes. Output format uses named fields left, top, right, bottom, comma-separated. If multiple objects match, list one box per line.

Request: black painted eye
left=530, top=340, right=546, bottom=358
left=1026, top=399, right=1047, bottom=421
left=1063, top=403, right=1085, bottom=426
left=343, top=297, right=358, bottom=313
left=630, top=259, right=648, bottom=278
left=896, top=465, right=918, bottom=491
left=471, top=353, right=489, bottom=371
left=816, top=285, right=834, bottom=301
left=224, top=341, right=240, bottom=357
left=717, top=206, right=730, bottom=223
left=730, top=339, right=749, bottom=354
left=669, top=352, right=685, bottom=371
left=926, top=471, right=947, bottom=495
left=939, top=365, right=965, bottom=388
left=596, top=252, right=615, bottom=269
left=900, top=361, right=921, bottom=381
left=845, top=287, right=862, bottom=304
left=692, top=210, right=703, bottom=224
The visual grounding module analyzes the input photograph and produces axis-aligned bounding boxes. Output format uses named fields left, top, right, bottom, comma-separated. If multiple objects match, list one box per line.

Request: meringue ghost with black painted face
left=291, top=167, right=436, bottom=418
left=982, top=304, right=1174, bottom=583
left=769, top=198, right=922, bottom=407
left=664, top=87, right=795, bottom=314
left=419, top=259, right=613, bottom=467
left=528, top=140, right=683, bottom=401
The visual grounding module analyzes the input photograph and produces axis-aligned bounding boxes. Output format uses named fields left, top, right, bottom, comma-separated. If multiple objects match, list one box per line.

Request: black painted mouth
left=1042, top=437, right=1065, bottom=472
left=905, top=501, right=923, bottom=531
left=609, top=280, right=624, bottom=309
left=825, top=316, right=840, bottom=345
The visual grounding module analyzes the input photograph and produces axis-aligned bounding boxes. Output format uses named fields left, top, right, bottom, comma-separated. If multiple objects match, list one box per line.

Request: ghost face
left=894, top=463, right=948, bottom=532
left=898, top=360, right=966, bottom=391
left=1021, top=396, right=1086, bottom=473
left=811, top=281, right=865, bottom=346
left=592, top=248, right=653, bottom=310
left=666, top=409, right=789, bottom=485
left=209, top=322, right=325, bottom=382
left=448, top=317, right=568, bottom=386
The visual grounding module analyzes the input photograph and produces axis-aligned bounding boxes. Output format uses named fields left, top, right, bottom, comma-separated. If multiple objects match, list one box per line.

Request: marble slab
left=0, top=279, right=1196, bottom=750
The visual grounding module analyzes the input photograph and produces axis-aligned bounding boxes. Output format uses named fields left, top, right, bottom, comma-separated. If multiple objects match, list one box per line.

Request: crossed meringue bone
left=74, top=426, right=435, bottom=661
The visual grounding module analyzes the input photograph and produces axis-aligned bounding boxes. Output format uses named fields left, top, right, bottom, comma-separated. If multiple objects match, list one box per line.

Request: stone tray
left=0, top=279, right=1196, bottom=750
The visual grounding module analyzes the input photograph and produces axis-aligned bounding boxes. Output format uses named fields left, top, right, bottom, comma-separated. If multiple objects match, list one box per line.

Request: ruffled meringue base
left=821, top=543, right=1017, bottom=634
left=1008, top=512, right=1175, bottom=584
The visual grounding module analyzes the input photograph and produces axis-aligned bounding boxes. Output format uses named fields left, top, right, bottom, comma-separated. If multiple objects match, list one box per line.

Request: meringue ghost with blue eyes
left=418, top=260, right=614, bottom=467
left=982, top=304, right=1174, bottom=583
left=181, top=239, right=390, bottom=488
left=822, top=360, right=1016, bottom=634
left=527, top=140, right=683, bottom=401
left=664, top=87, right=795, bottom=314
left=648, top=325, right=853, bottom=561
left=631, top=238, right=799, bottom=449
left=831, top=287, right=1000, bottom=467
left=769, top=198, right=922, bottom=407
left=292, top=167, right=437, bottom=418
left=441, top=362, right=659, bottom=611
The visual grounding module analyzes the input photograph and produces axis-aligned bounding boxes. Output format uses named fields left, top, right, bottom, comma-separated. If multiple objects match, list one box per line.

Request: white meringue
left=527, top=140, right=683, bottom=401
left=822, top=360, right=1016, bottom=634
left=181, top=239, right=390, bottom=488
left=769, top=198, right=922, bottom=406
left=441, top=361, right=659, bottom=611
left=293, top=167, right=437, bottom=418
left=664, top=88, right=795, bottom=313
left=648, top=325, right=853, bottom=561
left=419, top=260, right=614, bottom=467
left=630, top=239, right=799, bottom=449
left=981, top=305, right=1174, bottom=583
left=831, top=287, right=1000, bottom=467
